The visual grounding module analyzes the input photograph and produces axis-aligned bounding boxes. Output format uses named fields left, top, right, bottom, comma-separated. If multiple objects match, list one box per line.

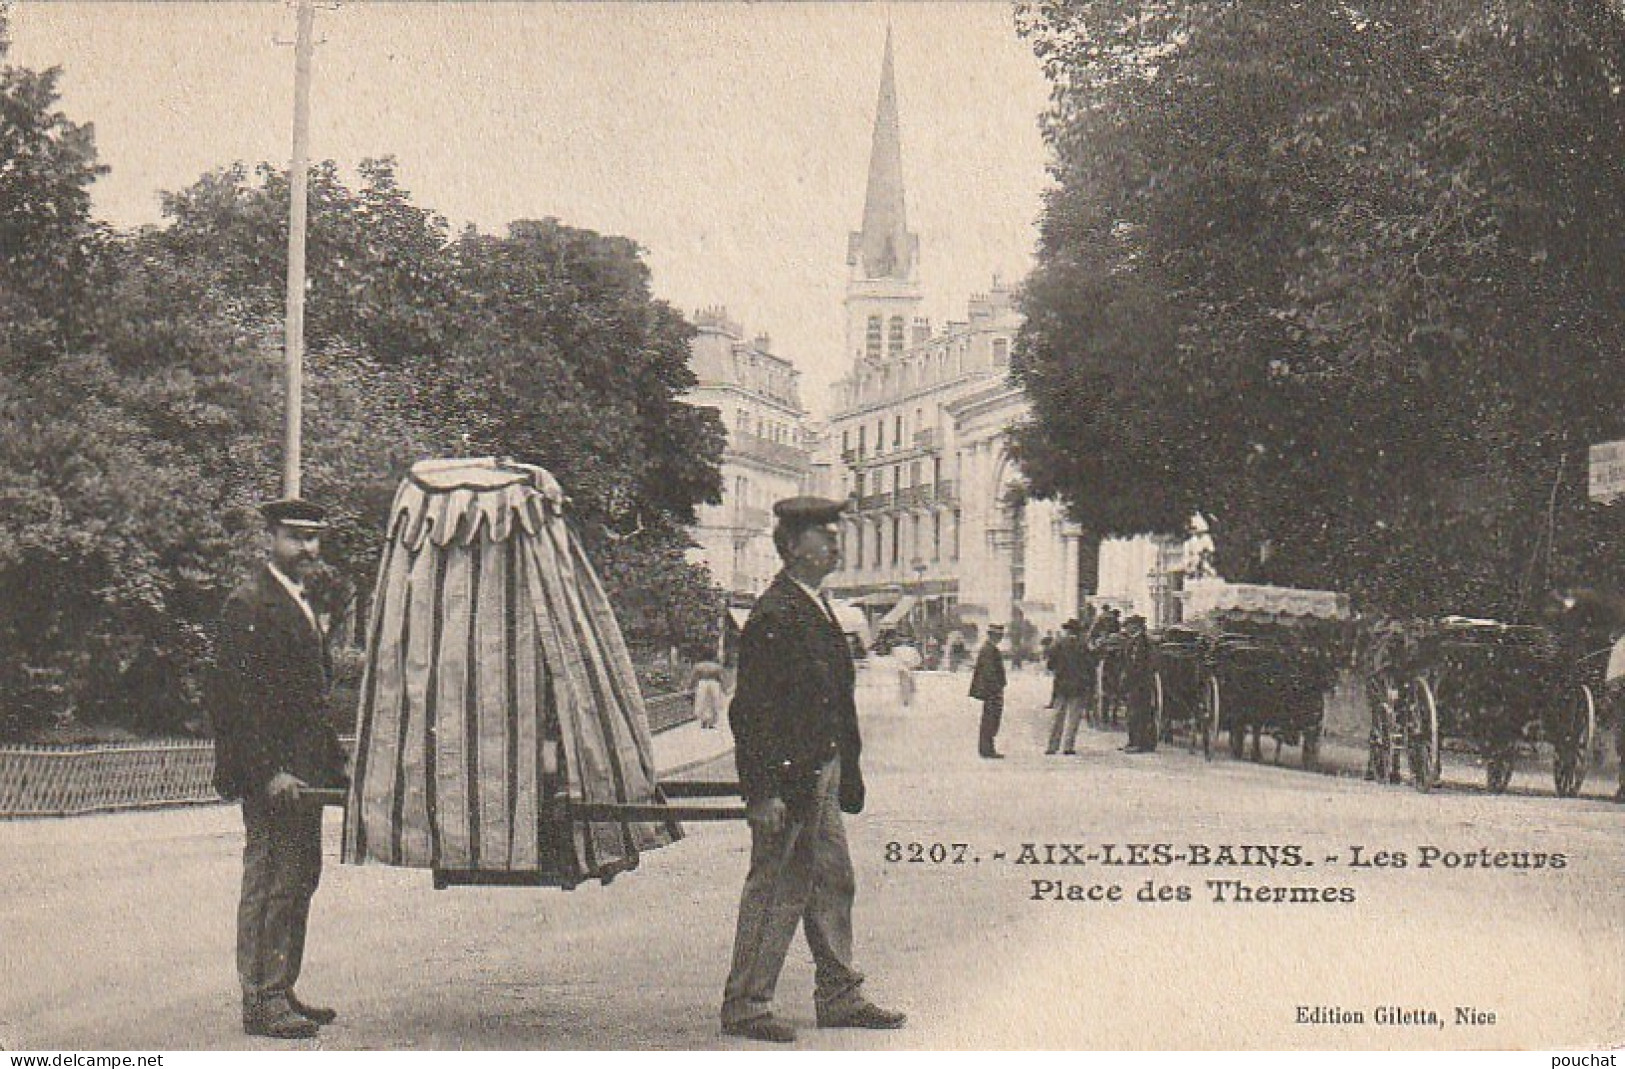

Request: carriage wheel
left=1091, top=660, right=1106, bottom=727
left=1151, top=671, right=1167, bottom=745
left=1407, top=677, right=1440, bottom=792
left=1553, top=684, right=1596, bottom=799
left=1200, top=674, right=1220, bottom=760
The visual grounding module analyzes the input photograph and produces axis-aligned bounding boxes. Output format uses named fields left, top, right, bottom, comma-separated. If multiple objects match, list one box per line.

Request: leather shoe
left=244, top=1010, right=319, bottom=1040
left=289, top=993, right=338, bottom=1025
left=818, top=1000, right=907, bottom=1030
left=722, top=1015, right=797, bottom=1043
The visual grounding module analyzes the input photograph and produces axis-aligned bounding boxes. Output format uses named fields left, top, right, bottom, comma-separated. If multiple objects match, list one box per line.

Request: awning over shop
left=878, top=595, right=918, bottom=628
left=829, top=600, right=870, bottom=643
left=850, top=591, right=901, bottom=608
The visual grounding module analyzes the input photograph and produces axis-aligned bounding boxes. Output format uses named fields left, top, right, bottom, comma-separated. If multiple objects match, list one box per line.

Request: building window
left=842, top=429, right=850, bottom=457
left=894, top=413, right=903, bottom=449
left=858, top=425, right=867, bottom=457
left=890, top=515, right=900, bottom=566
left=909, top=460, right=920, bottom=490
left=866, top=315, right=883, bottom=360
left=932, top=456, right=942, bottom=489
left=877, top=420, right=885, bottom=454
left=874, top=521, right=884, bottom=571
left=892, top=466, right=901, bottom=494
left=888, top=316, right=905, bottom=357
left=932, top=511, right=942, bottom=560
left=993, top=337, right=1010, bottom=365
left=952, top=509, right=961, bottom=561
left=854, top=472, right=865, bottom=500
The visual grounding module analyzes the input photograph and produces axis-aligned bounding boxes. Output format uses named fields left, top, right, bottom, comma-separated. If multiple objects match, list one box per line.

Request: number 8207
left=883, top=841, right=971, bottom=864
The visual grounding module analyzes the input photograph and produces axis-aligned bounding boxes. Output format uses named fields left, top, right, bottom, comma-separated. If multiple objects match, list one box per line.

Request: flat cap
left=260, top=497, right=329, bottom=530
left=772, top=495, right=847, bottom=527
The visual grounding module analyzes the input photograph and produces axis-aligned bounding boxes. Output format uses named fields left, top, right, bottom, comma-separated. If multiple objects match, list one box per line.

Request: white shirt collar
left=786, top=574, right=837, bottom=623
left=268, top=561, right=321, bottom=634
left=267, top=561, right=305, bottom=596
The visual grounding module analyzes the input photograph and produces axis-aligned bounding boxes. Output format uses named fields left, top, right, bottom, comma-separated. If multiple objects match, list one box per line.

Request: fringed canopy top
left=389, top=457, right=568, bottom=550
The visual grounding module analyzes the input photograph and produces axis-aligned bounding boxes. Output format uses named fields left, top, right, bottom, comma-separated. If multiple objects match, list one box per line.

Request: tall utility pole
left=282, top=0, right=316, bottom=498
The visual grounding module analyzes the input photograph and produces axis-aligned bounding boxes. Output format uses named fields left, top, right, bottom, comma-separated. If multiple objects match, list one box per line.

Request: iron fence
left=1, top=691, right=694, bottom=819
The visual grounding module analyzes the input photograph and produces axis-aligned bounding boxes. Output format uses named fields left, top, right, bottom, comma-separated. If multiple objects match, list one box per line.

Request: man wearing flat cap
left=721, top=496, right=905, bottom=1043
left=209, top=498, right=348, bottom=1039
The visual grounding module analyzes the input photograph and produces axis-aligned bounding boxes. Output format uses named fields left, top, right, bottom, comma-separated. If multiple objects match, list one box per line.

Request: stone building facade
left=815, top=32, right=1084, bottom=651
left=684, top=308, right=814, bottom=597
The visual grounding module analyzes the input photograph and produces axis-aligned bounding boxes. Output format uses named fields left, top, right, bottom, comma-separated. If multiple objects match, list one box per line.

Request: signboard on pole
left=1589, top=440, right=1625, bottom=503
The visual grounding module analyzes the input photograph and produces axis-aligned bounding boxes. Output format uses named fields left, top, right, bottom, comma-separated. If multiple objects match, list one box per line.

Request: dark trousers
left=979, top=695, right=1004, bottom=756
left=1126, top=687, right=1158, bottom=750
left=722, top=759, right=865, bottom=1026
left=237, top=793, right=324, bottom=1020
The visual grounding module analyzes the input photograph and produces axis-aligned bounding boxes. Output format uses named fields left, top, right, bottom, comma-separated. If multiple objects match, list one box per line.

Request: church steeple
left=843, top=28, right=923, bottom=372
left=849, top=27, right=917, bottom=282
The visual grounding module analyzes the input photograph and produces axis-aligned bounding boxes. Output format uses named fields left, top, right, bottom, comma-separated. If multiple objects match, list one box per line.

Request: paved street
left=1, top=668, right=1621, bottom=1051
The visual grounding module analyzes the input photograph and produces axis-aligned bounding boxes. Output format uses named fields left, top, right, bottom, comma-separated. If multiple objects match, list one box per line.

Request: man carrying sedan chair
left=721, top=496, right=906, bottom=1043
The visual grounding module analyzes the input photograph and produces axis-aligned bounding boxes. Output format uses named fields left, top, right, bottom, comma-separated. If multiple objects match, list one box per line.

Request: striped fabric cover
left=341, top=458, right=680, bottom=885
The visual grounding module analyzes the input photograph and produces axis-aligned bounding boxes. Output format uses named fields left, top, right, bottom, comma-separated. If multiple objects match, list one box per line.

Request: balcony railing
left=914, top=427, right=936, bottom=449
left=895, top=485, right=931, bottom=509
left=728, top=432, right=808, bottom=470
left=851, top=482, right=958, bottom=512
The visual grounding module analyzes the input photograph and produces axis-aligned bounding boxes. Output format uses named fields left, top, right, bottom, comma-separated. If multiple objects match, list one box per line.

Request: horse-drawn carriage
left=1365, top=616, right=1598, bottom=796
left=1155, top=582, right=1351, bottom=768
left=1151, top=626, right=1212, bottom=756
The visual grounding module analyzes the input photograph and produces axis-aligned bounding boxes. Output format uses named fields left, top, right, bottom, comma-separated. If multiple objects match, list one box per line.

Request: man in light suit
left=209, top=499, right=349, bottom=1040
left=721, top=496, right=906, bottom=1044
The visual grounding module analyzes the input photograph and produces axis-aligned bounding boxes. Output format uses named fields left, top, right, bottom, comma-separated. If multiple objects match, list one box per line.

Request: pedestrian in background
left=1041, top=633, right=1058, bottom=708
left=969, top=623, right=1008, bottom=759
left=721, top=496, right=905, bottom=1043
left=1120, top=615, right=1160, bottom=753
left=896, top=639, right=920, bottom=706
left=1045, top=619, right=1088, bottom=755
left=691, top=658, right=727, bottom=729
left=208, top=499, right=349, bottom=1040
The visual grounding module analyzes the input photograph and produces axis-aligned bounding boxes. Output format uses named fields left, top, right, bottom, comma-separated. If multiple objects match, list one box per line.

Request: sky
left=9, top=1, right=1054, bottom=417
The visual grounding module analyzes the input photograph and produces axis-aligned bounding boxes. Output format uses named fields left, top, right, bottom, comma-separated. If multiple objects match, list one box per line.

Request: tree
left=0, top=4, right=109, bottom=370
left=1013, top=0, right=1625, bottom=617
left=436, top=219, right=724, bottom=534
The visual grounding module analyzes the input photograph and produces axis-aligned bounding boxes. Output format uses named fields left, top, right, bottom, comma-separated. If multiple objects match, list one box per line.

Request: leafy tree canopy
left=1013, top=0, right=1625, bottom=617
left=0, top=41, right=725, bottom=736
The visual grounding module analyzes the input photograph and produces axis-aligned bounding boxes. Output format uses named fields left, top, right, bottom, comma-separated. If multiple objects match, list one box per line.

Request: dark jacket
left=969, top=639, right=1007, bottom=702
left=1120, top=629, right=1158, bottom=701
left=1052, top=633, right=1092, bottom=699
left=729, top=572, right=863, bottom=818
left=208, top=564, right=348, bottom=800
